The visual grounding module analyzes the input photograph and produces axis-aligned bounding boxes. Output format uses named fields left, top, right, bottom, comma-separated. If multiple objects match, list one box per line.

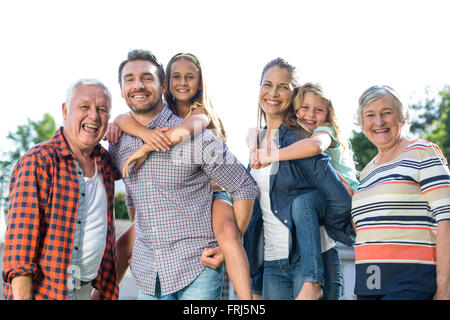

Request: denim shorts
left=213, top=190, right=233, bottom=206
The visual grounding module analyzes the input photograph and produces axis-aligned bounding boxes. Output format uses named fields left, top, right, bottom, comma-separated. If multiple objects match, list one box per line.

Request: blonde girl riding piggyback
left=293, top=83, right=359, bottom=192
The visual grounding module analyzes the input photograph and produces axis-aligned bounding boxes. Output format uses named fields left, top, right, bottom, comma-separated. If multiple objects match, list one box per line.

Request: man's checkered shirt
left=3, top=128, right=119, bottom=299
left=109, top=106, right=259, bottom=296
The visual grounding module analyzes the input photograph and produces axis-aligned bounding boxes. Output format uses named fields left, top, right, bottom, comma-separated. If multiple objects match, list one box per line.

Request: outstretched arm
left=116, top=107, right=211, bottom=147
left=121, top=107, right=211, bottom=176
left=259, top=131, right=332, bottom=166
left=166, top=106, right=210, bottom=144
left=114, top=113, right=172, bottom=151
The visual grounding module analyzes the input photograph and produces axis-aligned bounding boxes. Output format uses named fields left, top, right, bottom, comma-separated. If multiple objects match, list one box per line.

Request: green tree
left=114, top=192, right=129, bottom=220
left=422, top=86, right=450, bottom=160
left=349, top=129, right=378, bottom=172
left=0, top=113, right=57, bottom=213
left=409, top=88, right=441, bottom=136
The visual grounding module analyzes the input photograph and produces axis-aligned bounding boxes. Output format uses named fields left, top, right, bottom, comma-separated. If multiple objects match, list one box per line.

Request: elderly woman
left=352, top=85, right=450, bottom=300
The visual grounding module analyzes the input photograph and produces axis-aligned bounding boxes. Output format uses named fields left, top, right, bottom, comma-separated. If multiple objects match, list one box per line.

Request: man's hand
left=200, top=246, right=224, bottom=269
left=11, top=275, right=33, bottom=300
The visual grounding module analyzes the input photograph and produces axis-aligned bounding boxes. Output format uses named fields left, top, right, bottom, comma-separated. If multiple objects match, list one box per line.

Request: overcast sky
left=1, top=0, right=449, bottom=164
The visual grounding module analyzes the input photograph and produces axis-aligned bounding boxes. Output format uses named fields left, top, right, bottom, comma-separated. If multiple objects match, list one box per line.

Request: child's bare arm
left=122, top=143, right=155, bottom=177
left=115, top=113, right=172, bottom=151
left=259, top=131, right=332, bottom=165
left=122, top=107, right=211, bottom=177
left=116, top=107, right=210, bottom=148
left=164, top=107, right=210, bottom=144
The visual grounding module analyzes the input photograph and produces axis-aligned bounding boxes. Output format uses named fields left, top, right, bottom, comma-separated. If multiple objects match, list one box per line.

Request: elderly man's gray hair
left=65, top=78, right=112, bottom=110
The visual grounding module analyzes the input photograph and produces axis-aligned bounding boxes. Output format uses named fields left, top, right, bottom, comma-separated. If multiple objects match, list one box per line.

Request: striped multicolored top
left=351, top=139, right=450, bottom=296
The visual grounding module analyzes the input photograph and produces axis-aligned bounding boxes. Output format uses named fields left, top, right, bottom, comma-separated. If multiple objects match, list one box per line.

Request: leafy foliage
left=114, top=192, right=129, bottom=220
left=422, top=86, right=450, bottom=161
left=349, top=129, right=378, bottom=172
left=0, top=113, right=57, bottom=213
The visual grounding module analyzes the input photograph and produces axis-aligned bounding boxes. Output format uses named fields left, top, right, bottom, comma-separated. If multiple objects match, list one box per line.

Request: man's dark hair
left=118, top=49, right=166, bottom=87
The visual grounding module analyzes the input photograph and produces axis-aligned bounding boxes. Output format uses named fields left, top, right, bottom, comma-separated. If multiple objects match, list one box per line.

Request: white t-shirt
left=79, top=165, right=108, bottom=281
left=251, top=164, right=290, bottom=261
left=251, top=164, right=335, bottom=260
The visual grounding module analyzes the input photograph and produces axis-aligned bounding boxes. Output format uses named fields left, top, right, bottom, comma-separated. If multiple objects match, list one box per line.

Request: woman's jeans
left=322, top=246, right=343, bottom=300
left=262, top=247, right=342, bottom=299
left=291, top=191, right=343, bottom=297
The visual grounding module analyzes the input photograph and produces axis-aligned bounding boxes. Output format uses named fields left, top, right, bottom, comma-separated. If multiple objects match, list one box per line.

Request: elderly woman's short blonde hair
left=356, top=85, right=411, bottom=129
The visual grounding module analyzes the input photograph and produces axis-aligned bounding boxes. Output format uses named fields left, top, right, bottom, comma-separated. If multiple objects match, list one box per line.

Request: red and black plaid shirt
left=2, top=128, right=120, bottom=299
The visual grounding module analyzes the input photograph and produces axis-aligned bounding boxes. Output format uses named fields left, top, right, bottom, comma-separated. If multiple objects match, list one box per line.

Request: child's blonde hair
left=293, top=82, right=344, bottom=149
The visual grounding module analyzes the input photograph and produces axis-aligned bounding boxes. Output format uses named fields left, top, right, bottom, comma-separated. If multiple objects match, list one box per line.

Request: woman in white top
left=243, top=58, right=353, bottom=300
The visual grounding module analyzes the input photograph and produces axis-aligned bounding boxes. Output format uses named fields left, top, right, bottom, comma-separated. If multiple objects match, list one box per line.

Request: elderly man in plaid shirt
left=109, top=50, right=259, bottom=300
left=3, top=79, right=119, bottom=300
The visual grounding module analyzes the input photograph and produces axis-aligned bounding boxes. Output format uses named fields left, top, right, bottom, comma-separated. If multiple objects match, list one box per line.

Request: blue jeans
left=260, top=247, right=342, bottom=300
left=138, top=265, right=224, bottom=300
left=262, top=258, right=304, bottom=300
left=291, top=191, right=326, bottom=287
left=322, top=246, right=343, bottom=300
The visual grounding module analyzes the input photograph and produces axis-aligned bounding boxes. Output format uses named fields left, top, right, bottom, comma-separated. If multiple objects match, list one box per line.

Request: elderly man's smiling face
left=62, top=84, right=111, bottom=154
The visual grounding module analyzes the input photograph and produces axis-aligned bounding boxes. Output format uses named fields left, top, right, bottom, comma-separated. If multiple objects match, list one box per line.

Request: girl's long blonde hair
left=293, top=82, right=345, bottom=149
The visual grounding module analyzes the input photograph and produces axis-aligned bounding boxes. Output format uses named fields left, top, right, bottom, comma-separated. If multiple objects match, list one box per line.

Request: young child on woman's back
left=247, top=82, right=358, bottom=299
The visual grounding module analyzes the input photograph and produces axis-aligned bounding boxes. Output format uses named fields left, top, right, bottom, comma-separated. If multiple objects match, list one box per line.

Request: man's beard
left=127, top=95, right=162, bottom=114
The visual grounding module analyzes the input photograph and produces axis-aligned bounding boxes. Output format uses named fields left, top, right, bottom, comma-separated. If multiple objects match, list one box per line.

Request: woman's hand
left=122, top=144, right=154, bottom=177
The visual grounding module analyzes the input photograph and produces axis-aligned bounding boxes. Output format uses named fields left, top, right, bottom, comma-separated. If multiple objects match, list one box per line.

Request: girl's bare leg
left=116, top=224, right=135, bottom=283
left=211, top=199, right=252, bottom=300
